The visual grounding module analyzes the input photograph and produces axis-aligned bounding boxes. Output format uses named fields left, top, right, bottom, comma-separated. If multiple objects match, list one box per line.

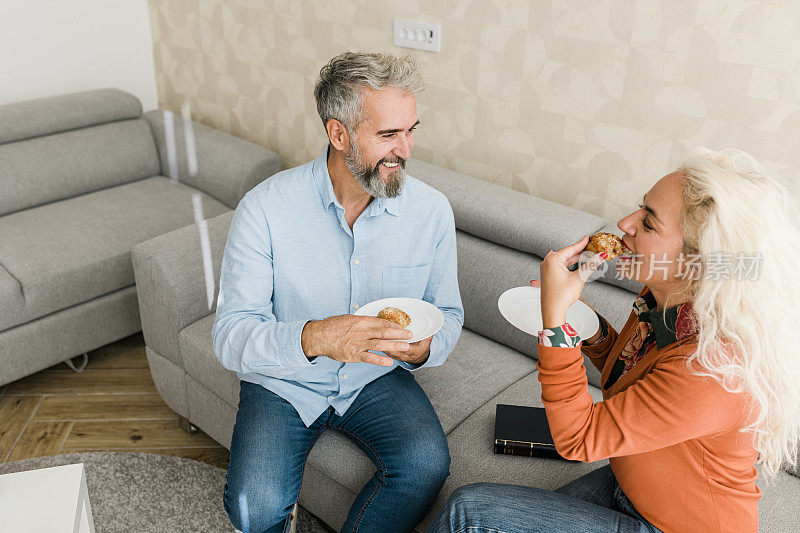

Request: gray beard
left=344, top=138, right=406, bottom=198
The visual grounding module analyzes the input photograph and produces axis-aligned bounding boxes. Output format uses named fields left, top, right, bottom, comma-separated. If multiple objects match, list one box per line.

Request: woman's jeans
left=223, top=368, right=451, bottom=533
left=427, top=465, right=662, bottom=533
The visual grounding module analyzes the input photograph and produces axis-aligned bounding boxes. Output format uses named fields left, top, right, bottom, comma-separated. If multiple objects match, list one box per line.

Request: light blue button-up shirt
left=212, top=148, right=464, bottom=427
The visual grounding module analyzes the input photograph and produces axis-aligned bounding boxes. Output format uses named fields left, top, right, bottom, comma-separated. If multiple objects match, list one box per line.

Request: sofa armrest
left=143, top=109, right=281, bottom=209
left=132, top=212, right=234, bottom=367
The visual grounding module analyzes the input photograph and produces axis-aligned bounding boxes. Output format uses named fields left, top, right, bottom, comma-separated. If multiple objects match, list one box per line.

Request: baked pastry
left=584, top=232, right=628, bottom=259
left=377, top=307, right=412, bottom=328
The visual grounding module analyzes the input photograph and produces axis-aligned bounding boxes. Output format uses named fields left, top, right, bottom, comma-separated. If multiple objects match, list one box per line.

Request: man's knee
left=223, top=479, right=294, bottom=532
left=427, top=438, right=452, bottom=485
left=398, top=435, right=451, bottom=491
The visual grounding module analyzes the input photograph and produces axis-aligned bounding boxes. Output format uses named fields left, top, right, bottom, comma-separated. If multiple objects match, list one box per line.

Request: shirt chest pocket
left=382, top=264, right=431, bottom=300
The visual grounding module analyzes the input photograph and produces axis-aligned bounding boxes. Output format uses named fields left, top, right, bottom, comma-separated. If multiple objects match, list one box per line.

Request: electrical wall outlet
left=393, top=19, right=441, bottom=52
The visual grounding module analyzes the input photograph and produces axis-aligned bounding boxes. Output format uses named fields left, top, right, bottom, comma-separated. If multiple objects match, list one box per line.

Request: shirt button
left=342, top=374, right=349, bottom=380
left=354, top=259, right=360, bottom=265
left=354, top=304, right=359, bottom=310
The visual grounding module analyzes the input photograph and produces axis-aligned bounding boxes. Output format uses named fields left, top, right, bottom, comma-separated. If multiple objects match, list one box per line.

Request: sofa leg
left=65, top=353, right=89, bottom=372
left=178, top=416, right=199, bottom=435
left=289, top=502, right=298, bottom=533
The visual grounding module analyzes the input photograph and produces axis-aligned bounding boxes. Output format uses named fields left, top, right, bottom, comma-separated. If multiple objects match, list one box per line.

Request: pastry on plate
left=584, top=232, right=628, bottom=260
left=377, top=307, right=412, bottom=328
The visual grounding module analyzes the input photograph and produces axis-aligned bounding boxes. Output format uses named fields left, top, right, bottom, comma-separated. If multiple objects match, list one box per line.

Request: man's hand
left=384, top=334, right=432, bottom=365
left=301, top=315, right=412, bottom=367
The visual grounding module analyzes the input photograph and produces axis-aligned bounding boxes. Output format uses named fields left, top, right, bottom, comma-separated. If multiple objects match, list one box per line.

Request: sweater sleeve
left=580, top=313, right=616, bottom=373
left=536, top=345, right=748, bottom=462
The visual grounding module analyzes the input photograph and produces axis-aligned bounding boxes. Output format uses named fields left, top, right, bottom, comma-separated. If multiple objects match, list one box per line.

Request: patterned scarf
left=604, top=290, right=697, bottom=389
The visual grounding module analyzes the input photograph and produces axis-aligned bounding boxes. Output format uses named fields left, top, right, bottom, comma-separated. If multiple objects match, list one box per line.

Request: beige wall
left=148, top=0, right=800, bottom=221
left=2, top=1, right=157, bottom=109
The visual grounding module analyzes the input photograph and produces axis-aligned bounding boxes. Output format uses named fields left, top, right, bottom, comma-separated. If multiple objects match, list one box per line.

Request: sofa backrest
left=407, top=159, right=643, bottom=386
left=0, top=89, right=161, bottom=216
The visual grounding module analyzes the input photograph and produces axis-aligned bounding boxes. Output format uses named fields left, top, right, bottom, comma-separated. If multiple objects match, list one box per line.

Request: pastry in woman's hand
left=377, top=307, right=412, bottom=328
left=584, top=232, right=628, bottom=260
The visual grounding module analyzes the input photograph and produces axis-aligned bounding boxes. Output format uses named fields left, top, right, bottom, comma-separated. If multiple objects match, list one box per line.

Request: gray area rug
left=0, top=452, right=334, bottom=533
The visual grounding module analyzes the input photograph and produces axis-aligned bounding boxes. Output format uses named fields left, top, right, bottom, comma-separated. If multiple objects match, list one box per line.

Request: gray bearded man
left=212, top=52, right=464, bottom=532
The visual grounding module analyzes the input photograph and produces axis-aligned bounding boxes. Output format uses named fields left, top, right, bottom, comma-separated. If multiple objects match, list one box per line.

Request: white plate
left=354, top=297, right=444, bottom=343
left=497, top=286, right=599, bottom=339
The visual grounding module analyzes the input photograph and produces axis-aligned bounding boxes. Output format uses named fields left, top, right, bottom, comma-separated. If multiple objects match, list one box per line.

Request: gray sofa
left=0, top=89, right=281, bottom=386
left=131, top=158, right=800, bottom=531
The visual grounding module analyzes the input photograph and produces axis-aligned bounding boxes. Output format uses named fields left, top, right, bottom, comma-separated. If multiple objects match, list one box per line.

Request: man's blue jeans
left=223, top=367, right=451, bottom=533
left=427, top=465, right=662, bottom=533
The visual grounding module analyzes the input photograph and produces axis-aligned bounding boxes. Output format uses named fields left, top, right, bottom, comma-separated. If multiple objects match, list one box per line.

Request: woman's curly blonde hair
left=679, top=147, right=800, bottom=478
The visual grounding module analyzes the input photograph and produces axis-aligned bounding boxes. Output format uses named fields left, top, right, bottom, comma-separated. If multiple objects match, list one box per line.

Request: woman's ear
left=326, top=119, right=350, bottom=151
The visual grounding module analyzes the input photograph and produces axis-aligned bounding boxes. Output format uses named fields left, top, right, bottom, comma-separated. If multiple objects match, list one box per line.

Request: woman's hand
left=537, top=236, right=607, bottom=329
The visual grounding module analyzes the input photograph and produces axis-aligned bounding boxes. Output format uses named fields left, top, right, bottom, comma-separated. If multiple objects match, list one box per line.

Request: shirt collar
left=311, top=147, right=401, bottom=217
left=311, top=147, right=339, bottom=211
left=368, top=195, right=401, bottom=217
left=632, top=289, right=697, bottom=349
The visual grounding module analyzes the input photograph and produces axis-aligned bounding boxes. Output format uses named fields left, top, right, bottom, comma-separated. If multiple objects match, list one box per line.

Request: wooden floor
left=0, top=333, right=230, bottom=469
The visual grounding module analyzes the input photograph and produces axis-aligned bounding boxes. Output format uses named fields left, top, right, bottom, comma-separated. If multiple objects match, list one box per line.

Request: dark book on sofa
left=493, top=404, right=569, bottom=461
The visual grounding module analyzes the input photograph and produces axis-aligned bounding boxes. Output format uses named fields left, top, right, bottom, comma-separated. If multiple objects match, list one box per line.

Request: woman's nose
left=617, top=213, right=635, bottom=235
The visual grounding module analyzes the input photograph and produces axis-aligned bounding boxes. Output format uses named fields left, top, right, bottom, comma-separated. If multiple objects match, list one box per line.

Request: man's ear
left=326, top=119, right=350, bottom=151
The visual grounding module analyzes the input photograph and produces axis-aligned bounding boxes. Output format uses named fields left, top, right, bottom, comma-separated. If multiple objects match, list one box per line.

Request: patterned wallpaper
left=148, top=0, right=800, bottom=221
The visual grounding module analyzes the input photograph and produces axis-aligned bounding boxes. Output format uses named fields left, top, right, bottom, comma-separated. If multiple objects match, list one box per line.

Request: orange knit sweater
left=536, top=295, right=760, bottom=532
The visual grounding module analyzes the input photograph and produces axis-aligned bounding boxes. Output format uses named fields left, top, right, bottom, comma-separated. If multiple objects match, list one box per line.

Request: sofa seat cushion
left=437, top=373, right=604, bottom=492
left=416, top=372, right=606, bottom=529
left=0, top=266, right=24, bottom=324
left=414, top=330, right=537, bottom=434
left=0, top=176, right=229, bottom=331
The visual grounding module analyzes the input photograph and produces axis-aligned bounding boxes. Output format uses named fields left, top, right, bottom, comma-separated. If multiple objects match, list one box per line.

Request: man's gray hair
left=314, top=51, right=424, bottom=132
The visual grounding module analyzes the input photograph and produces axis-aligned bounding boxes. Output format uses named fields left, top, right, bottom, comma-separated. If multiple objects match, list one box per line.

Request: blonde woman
left=429, top=148, right=800, bottom=532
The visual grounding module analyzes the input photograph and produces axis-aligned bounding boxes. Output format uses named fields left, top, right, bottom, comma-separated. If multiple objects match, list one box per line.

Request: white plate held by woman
left=354, top=297, right=444, bottom=343
left=497, top=286, right=599, bottom=339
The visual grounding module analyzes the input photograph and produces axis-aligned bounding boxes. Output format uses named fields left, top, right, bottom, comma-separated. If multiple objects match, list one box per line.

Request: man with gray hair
left=212, top=52, right=464, bottom=532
